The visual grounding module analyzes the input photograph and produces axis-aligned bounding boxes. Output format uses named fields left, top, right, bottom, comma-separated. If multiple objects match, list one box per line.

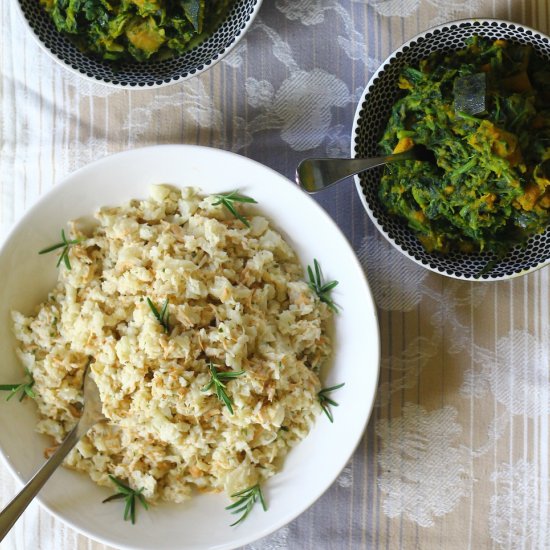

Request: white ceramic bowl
left=0, top=145, right=380, bottom=549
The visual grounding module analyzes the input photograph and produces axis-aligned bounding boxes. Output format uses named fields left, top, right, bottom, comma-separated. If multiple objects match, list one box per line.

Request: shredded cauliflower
left=12, top=185, right=332, bottom=503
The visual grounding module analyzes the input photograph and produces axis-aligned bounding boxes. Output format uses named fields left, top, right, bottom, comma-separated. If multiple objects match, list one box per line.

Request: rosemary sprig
left=226, top=483, right=267, bottom=526
left=307, top=259, right=339, bottom=312
left=0, top=368, right=36, bottom=402
left=38, top=229, right=82, bottom=270
left=212, top=191, right=257, bottom=228
left=201, top=362, right=244, bottom=414
left=102, top=475, right=149, bottom=525
left=147, top=297, right=170, bottom=333
left=318, top=383, right=345, bottom=423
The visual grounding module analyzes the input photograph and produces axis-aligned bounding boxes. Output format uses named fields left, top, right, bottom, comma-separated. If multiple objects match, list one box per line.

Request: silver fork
left=0, top=369, right=106, bottom=541
left=296, top=144, right=435, bottom=193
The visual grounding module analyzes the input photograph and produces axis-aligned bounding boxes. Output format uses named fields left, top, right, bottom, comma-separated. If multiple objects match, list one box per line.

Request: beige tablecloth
left=1, top=0, right=550, bottom=549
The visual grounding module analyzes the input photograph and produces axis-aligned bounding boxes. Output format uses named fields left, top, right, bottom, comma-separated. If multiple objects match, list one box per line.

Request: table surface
left=2, top=1, right=550, bottom=549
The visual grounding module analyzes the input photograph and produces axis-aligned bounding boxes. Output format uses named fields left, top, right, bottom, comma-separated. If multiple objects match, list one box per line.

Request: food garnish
left=201, top=362, right=245, bottom=415
left=318, top=383, right=345, bottom=423
left=0, top=368, right=36, bottom=402
left=38, top=229, right=82, bottom=270
left=379, top=36, right=550, bottom=255
left=226, top=483, right=267, bottom=526
left=212, top=191, right=258, bottom=227
left=307, top=259, right=339, bottom=312
left=146, top=297, right=170, bottom=333
left=102, top=475, right=149, bottom=525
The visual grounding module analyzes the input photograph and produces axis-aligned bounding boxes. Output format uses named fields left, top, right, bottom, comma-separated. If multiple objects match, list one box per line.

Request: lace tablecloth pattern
left=1, top=1, right=550, bottom=549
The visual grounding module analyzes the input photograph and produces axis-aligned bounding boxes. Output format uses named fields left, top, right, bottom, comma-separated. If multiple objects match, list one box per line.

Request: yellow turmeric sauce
left=379, top=37, right=550, bottom=254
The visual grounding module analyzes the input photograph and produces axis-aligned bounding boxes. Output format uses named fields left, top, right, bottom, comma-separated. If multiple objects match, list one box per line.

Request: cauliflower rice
left=12, top=185, right=333, bottom=503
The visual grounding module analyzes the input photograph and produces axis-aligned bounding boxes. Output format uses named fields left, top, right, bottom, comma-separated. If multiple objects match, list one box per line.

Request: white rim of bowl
left=0, top=144, right=380, bottom=549
left=351, top=18, right=550, bottom=282
left=12, top=1, right=264, bottom=89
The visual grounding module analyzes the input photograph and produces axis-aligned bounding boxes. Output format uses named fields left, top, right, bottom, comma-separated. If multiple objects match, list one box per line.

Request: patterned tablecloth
left=2, top=0, right=550, bottom=549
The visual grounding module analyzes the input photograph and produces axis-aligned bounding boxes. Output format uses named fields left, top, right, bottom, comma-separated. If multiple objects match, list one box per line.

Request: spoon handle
left=296, top=150, right=415, bottom=193
left=0, top=424, right=80, bottom=541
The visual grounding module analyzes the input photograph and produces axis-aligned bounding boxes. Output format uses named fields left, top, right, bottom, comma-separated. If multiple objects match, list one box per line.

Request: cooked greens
left=39, top=0, right=235, bottom=62
left=379, top=37, right=550, bottom=254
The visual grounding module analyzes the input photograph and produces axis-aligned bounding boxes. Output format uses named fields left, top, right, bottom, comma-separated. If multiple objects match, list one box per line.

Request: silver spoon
left=0, top=369, right=106, bottom=541
left=296, top=145, right=435, bottom=193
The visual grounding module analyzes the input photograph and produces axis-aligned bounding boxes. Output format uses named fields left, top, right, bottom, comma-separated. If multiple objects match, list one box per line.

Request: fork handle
left=296, top=150, right=415, bottom=193
left=0, top=424, right=80, bottom=541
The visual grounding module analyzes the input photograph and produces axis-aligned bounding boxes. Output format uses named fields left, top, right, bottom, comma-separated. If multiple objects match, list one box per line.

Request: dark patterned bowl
left=15, top=0, right=262, bottom=88
left=352, top=19, right=550, bottom=281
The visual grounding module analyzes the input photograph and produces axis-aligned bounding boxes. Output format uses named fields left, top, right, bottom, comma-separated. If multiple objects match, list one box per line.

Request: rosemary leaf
left=0, top=369, right=36, bottom=402
left=108, top=475, right=134, bottom=495
left=226, top=483, right=267, bottom=526
left=307, top=259, right=339, bottom=313
left=137, top=493, right=149, bottom=510
left=201, top=362, right=244, bottom=415
left=147, top=297, right=170, bottom=333
left=314, top=259, right=321, bottom=285
left=318, top=383, right=345, bottom=423
left=215, top=190, right=258, bottom=204
left=213, top=191, right=257, bottom=227
left=320, top=280, right=339, bottom=292
left=103, top=475, right=149, bottom=525
left=62, top=249, right=71, bottom=270
left=124, top=498, right=133, bottom=522
left=102, top=493, right=126, bottom=504
left=39, top=229, right=83, bottom=271
left=38, top=242, right=67, bottom=254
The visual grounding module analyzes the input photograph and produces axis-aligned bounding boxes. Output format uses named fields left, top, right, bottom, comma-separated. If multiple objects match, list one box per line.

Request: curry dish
left=379, top=37, right=550, bottom=254
left=40, top=0, right=234, bottom=62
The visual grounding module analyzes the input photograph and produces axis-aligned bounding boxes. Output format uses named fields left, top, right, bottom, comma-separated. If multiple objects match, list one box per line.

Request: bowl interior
left=352, top=20, right=550, bottom=280
left=17, top=0, right=261, bottom=87
left=0, top=145, right=379, bottom=550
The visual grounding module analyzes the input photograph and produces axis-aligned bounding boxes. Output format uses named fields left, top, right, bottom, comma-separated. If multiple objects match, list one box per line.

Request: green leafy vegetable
left=379, top=36, right=550, bottom=255
left=212, top=191, right=258, bottom=227
left=147, top=297, right=170, bottom=333
left=0, top=368, right=36, bottom=402
left=182, top=0, right=205, bottom=33
left=102, top=475, right=149, bottom=525
left=39, top=229, right=83, bottom=270
left=201, top=362, right=244, bottom=414
left=226, top=483, right=267, bottom=526
left=40, top=0, right=234, bottom=62
left=318, top=383, right=345, bottom=423
left=307, top=259, right=339, bottom=312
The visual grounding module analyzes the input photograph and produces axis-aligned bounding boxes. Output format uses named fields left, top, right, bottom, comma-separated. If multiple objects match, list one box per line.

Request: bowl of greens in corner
left=14, top=0, right=263, bottom=88
left=352, top=19, right=550, bottom=281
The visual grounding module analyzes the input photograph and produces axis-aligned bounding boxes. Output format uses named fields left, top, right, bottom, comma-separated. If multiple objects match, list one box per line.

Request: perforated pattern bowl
left=352, top=19, right=550, bottom=280
left=15, top=0, right=262, bottom=88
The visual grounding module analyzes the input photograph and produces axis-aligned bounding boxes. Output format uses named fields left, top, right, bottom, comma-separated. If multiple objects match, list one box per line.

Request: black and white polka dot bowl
left=352, top=19, right=550, bottom=281
left=14, top=0, right=262, bottom=88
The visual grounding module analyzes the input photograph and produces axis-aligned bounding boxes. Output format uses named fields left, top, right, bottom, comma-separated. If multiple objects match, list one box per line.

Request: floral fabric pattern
left=1, top=0, right=550, bottom=549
